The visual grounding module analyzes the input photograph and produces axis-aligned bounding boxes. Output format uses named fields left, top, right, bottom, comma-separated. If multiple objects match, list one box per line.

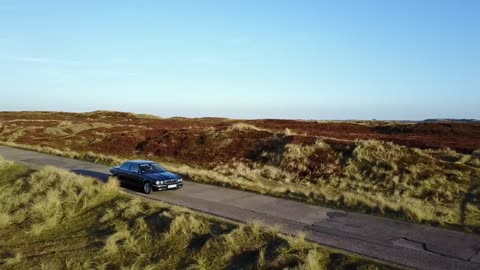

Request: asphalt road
left=1, top=145, right=479, bottom=270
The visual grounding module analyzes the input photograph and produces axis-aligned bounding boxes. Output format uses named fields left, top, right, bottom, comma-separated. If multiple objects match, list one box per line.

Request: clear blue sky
left=0, top=0, right=479, bottom=120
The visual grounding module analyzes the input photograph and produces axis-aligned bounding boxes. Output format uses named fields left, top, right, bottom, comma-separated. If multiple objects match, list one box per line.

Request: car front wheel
left=143, top=182, right=152, bottom=194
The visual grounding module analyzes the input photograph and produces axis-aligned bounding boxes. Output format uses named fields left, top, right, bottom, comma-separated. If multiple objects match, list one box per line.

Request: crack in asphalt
left=390, top=237, right=480, bottom=264
left=305, top=224, right=394, bottom=249
left=467, top=248, right=480, bottom=262
left=326, top=211, right=347, bottom=220
left=394, top=237, right=429, bottom=251
left=322, top=214, right=459, bottom=260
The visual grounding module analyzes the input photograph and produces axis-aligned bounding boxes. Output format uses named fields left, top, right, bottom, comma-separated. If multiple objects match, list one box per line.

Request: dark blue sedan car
left=110, top=160, right=183, bottom=194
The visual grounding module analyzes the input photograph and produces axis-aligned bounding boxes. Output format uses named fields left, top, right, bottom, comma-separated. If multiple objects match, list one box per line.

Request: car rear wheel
left=143, top=182, right=152, bottom=194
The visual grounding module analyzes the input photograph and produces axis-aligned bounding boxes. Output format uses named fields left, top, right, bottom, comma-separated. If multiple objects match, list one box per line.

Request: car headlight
left=156, top=181, right=160, bottom=185
left=160, top=181, right=164, bottom=184
left=178, top=178, right=183, bottom=182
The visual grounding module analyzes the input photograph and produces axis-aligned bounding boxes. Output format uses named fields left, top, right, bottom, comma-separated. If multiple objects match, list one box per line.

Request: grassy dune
left=2, top=138, right=479, bottom=233
left=0, top=156, right=396, bottom=270
left=189, top=139, right=480, bottom=232
left=0, top=112, right=479, bottom=232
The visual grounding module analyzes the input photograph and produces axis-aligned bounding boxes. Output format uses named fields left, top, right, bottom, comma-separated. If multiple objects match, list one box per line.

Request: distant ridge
left=422, top=118, right=480, bottom=123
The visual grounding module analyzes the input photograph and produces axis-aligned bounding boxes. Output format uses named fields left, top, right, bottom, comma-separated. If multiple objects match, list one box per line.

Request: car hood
left=144, top=171, right=180, bottom=180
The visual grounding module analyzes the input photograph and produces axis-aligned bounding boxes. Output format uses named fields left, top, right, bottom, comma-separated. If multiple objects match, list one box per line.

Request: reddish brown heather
left=1, top=111, right=480, bottom=165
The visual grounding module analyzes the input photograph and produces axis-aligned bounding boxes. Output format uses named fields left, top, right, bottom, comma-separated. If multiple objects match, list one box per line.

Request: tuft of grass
left=299, top=249, right=330, bottom=270
left=0, top=211, right=12, bottom=228
left=134, top=113, right=162, bottom=119
left=3, top=253, right=22, bottom=265
left=227, top=122, right=270, bottom=132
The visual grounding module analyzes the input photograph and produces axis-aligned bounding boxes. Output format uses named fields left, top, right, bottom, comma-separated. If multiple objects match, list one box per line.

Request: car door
left=128, top=163, right=142, bottom=186
left=118, top=162, right=131, bottom=182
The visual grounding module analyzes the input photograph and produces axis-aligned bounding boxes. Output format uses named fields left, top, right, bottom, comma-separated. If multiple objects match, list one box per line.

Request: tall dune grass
left=2, top=128, right=479, bottom=232
left=0, top=141, right=123, bottom=166
left=171, top=139, right=480, bottom=231
left=0, top=157, right=395, bottom=270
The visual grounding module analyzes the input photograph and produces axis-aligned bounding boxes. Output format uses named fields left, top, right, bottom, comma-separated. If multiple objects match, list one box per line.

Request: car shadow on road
left=72, top=169, right=110, bottom=183
left=71, top=169, right=143, bottom=193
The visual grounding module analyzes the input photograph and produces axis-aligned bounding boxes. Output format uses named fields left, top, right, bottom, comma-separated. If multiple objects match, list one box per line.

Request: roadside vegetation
left=2, top=138, right=479, bottom=233
left=1, top=111, right=479, bottom=233
left=165, top=140, right=480, bottom=233
left=0, top=141, right=123, bottom=166
left=0, top=157, right=396, bottom=270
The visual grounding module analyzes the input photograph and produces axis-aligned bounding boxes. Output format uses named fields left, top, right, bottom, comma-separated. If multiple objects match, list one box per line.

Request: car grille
left=164, top=179, right=178, bottom=184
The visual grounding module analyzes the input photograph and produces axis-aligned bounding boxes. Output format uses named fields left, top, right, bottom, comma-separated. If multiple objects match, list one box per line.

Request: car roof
left=125, top=160, right=157, bottom=164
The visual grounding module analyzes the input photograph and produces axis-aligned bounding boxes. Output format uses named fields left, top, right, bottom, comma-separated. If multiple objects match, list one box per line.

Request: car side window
left=130, top=163, right=139, bottom=173
left=120, top=162, right=130, bottom=171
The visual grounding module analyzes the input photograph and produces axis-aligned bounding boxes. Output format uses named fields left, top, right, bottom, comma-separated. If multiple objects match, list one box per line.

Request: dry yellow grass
left=1, top=116, right=479, bottom=233
left=227, top=122, right=270, bottom=132
left=134, top=113, right=163, bottom=119
left=168, top=139, right=480, bottom=231
left=0, top=157, right=396, bottom=270
left=44, top=121, right=114, bottom=136
left=2, top=137, right=479, bottom=232
left=0, top=141, right=124, bottom=166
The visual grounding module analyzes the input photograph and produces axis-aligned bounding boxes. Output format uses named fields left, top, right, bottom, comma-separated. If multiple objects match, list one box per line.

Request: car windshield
left=139, top=163, right=167, bottom=173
